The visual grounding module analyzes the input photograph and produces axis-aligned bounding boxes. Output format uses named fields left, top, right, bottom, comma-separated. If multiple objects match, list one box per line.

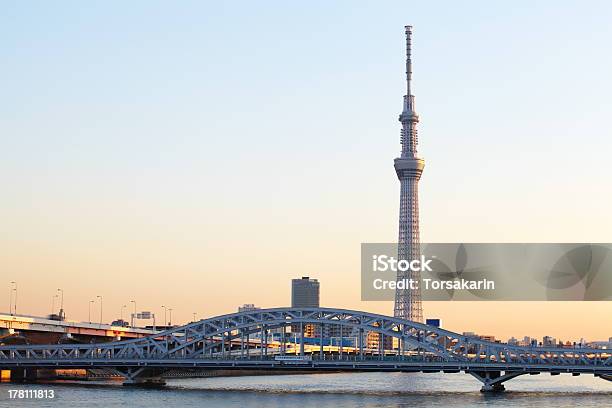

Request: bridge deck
left=1, top=357, right=611, bottom=375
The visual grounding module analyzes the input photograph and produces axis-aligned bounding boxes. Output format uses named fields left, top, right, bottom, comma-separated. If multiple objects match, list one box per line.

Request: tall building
left=393, top=25, right=424, bottom=322
left=291, top=277, right=320, bottom=308
left=291, top=277, right=320, bottom=337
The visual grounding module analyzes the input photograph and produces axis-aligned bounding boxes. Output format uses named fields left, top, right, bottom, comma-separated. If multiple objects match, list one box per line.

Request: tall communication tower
left=393, top=26, right=424, bottom=322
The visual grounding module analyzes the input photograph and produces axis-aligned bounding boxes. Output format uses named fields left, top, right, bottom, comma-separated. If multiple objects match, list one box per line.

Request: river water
left=1, top=372, right=610, bottom=407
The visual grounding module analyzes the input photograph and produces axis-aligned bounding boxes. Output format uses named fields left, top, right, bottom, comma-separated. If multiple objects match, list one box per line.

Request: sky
left=1, top=1, right=611, bottom=341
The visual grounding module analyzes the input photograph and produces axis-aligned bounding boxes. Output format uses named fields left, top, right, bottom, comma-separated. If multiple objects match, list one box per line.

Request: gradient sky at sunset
left=1, top=1, right=612, bottom=341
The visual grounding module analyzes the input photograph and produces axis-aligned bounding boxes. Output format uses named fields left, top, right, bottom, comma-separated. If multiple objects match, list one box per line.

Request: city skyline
left=3, top=275, right=610, bottom=346
left=2, top=1, right=612, bottom=341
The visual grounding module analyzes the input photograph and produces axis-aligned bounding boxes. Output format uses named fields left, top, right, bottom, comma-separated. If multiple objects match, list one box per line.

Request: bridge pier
left=480, top=381, right=506, bottom=393
left=122, top=377, right=166, bottom=387
left=469, top=371, right=523, bottom=393
left=116, top=368, right=166, bottom=387
left=9, top=368, right=39, bottom=383
left=596, top=374, right=612, bottom=382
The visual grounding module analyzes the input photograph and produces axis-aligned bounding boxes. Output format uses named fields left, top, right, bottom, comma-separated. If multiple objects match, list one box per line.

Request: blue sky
left=1, top=1, right=611, bottom=338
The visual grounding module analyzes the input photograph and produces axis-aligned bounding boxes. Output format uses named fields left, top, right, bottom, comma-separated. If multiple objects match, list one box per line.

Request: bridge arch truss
left=1, top=308, right=610, bottom=390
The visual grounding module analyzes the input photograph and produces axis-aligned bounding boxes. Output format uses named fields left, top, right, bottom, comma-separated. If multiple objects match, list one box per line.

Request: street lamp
left=8, top=284, right=12, bottom=316
left=130, top=300, right=136, bottom=327
left=96, top=295, right=103, bottom=327
left=57, top=288, right=64, bottom=320
left=169, top=308, right=173, bottom=326
left=51, top=294, right=58, bottom=316
left=192, top=312, right=196, bottom=322
left=9, top=284, right=13, bottom=316
left=121, top=304, right=127, bottom=322
left=161, top=305, right=167, bottom=327
left=88, top=300, right=94, bottom=323
left=10, top=281, right=17, bottom=315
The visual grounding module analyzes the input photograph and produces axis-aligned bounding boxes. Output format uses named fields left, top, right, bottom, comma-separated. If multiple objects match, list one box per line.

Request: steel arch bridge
left=1, top=307, right=611, bottom=391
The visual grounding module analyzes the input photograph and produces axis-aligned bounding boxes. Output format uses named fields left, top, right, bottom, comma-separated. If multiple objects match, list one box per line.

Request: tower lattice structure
left=393, top=26, right=424, bottom=322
